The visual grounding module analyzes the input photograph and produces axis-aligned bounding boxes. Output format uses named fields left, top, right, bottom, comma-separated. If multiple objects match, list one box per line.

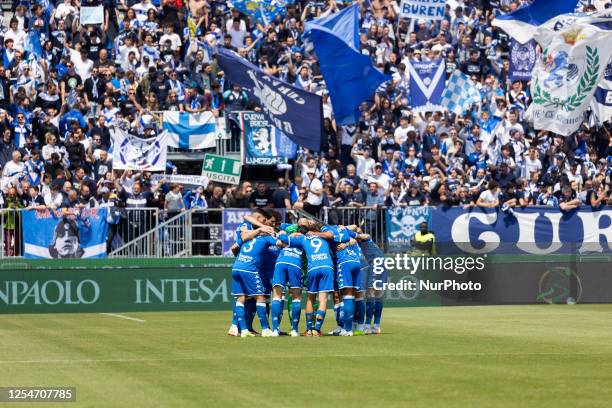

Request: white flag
left=527, top=12, right=612, bottom=136
left=591, top=56, right=612, bottom=124
left=110, top=127, right=168, bottom=171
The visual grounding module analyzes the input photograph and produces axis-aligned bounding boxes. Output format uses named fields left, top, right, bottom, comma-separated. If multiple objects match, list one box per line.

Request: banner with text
left=430, top=207, right=612, bottom=255
left=400, top=0, right=446, bottom=20
left=240, top=112, right=298, bottom=165
left=385, top=206, right=432, bottom=253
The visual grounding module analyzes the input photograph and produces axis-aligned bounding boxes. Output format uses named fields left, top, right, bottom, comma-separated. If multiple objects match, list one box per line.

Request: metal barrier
left=110, top=208, right=224, bottom=258
left=0, top=209, right=23, bottom=258
left=322, top=206, right=388, bottom=250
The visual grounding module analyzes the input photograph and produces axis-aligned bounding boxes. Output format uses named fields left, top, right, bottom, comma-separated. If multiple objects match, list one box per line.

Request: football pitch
left=1, top=305, right=612, bottom=407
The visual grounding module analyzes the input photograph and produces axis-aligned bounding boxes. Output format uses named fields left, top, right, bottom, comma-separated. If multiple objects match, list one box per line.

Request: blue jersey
left=232, top=235, right=278, bottom=273
left=279, top=234, right=334, bottom=272
left=277, top=247, right=303, bottom=268
left=261, top=244, right=280, bottom=273
left=335, top=229, right=360, bottom=265
left=320, top=225, right=351, bottom=244
left=234, top=221, right=253, bottom=246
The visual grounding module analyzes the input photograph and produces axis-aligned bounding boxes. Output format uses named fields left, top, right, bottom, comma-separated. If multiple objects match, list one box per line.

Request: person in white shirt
left=394, top=116, right=414, bottom=145
left=133, top=0, right=157, bottom=24
left=68, top=47, right=94, bottom=81
left=476, top=181, right=501, bottom=208
left=369, top=163, right=391, bottom=196
left=304, top=169, right=323, bottom=216
left=159, top=25, right=182, bottom=51
left=351, top=146, right=376, bottom=180
left=522, top=146, right=542, bottom=179
left=227, top=18, right=247, bottom=50
left=2, top=151, right=25, bottom=185
left=4, top=18, right=27, bottom=51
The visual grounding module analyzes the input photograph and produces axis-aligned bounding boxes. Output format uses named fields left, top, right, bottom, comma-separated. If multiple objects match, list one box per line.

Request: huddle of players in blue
left=228, top=209, right=386, bottom=338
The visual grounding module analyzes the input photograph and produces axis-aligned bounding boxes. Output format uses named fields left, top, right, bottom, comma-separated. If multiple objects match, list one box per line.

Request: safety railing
left=321, top=206, right=388, bottom=250
left=110, top=208, right=224, bottom=258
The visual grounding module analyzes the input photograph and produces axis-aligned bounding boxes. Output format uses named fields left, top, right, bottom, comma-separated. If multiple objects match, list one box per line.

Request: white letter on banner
left=577, top=210, right=612, bottom=253
left=451, top=211, right=500, bottom=254
left=515, top=212, right=563, bottom=254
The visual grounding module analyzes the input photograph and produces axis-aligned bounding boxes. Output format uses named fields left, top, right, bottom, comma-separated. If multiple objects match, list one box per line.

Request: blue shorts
left=306, top=267, right=334, bottom=293
left=336, top=261, right=362, bottom=290
left=272, top=262, right=303, bottom=289
left=231, top=269, right=265, bottom=297
left=368, top=265, right=388, bottom=290
left=358, top=258, right=370, bottom=292
left=259, top=268, right=273, bottom=294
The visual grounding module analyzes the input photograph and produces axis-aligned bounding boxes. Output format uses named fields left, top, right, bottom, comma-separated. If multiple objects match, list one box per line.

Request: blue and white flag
left=385, top=206, right=432, bottom=253
left=23, top=209, right=109, bottom=259
left=163, top=111, right=217, bottom=150
left=231, top=0, right=286, bottom=25
left=110, top=127, right=168, bottom=171
left=509, top=39, right=537, bottom=81
left=591, top=56, right=612, bottom=124
left=303, top=4, right=391, bottom=125
left=24, top=30, right=43, bottom=60
left=216, top=48, right=323, bottom=151
left=527, top=11, right=612, bottom=136
left=492, top=0, right=580, bottom=43
left=440, top=70, right=482, bottom=115
left=239, top=111, right=297, bottom=165
left=408, top=59, right=445, bottom=112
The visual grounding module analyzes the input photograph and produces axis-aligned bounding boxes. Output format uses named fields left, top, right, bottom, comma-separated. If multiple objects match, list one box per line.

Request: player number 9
left=311, top=238, right=322, bottom=253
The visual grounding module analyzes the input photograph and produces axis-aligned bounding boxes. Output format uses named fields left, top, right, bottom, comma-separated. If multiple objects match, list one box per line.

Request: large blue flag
left=232, top=0, right=286, bottom=25
left=408, top=59, right=445, bottom=112
left=492, top=0, right=580, bottom=43
left=303, top=5, right=391, bottom=125
left=216, top=48, right=323, bottom=151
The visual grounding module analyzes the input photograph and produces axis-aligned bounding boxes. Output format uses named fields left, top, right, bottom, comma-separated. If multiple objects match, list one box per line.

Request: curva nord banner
left=430, top=207, right=612, bottom=255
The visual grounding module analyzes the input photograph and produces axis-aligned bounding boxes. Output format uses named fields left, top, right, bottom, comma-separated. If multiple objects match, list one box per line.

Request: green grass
left=1, top=305, right=612, bottom=407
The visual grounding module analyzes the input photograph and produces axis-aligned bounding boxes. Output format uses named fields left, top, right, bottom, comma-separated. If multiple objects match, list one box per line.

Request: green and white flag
left=527, top=11, right=612, bottom=135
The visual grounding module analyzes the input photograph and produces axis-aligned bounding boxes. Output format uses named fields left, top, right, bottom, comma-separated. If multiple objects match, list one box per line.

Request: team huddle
left=228, top=209, right=386, bottom=337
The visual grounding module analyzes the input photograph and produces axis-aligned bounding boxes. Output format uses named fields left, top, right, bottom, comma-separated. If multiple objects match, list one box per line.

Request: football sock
left=271, top=299, right=282, bottom=331
left=231, top=299, right=238, bottom=326
left=355, top=298, right=366, bottom=326
left=245, top=298, right=256, bottom=331
left=374, top=298, right=383, bottom=326
left=314, top=310, right=326, bottom=332
left=342, top=296, right=355, bottom=332
left=305, top=312, right=314, bottom=332
left=366, top=298, right=375, bottom=326
left=291, top=300, right=301, bottom=332
left=256, top=302, right=269, bottom=330
left=334, top=303, right=342, bottom=327
left=236, top=302, right=247, bottom=332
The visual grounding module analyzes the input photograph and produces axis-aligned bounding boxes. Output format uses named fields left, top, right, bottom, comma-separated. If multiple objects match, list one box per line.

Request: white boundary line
left=99, top=313, right=146, bottom=323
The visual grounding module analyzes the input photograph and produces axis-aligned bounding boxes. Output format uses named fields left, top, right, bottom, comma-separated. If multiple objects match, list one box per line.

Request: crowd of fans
left=0, top=0, right=611, bottom=253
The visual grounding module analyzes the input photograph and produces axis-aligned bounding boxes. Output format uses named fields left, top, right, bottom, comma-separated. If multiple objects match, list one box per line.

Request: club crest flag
left=163, top=111, right=217, bottom=150
left=591, top=56, right=612, bottom=124
left=509, top=39, right=537, bottom=81
left=111, top=127, right=168, bottom=171
left=239, top=112, right=297, bottom=165
left=23, top=209, right=109, bottom=259
left=528, top=11, right=612, bottom=136
left=408, top=59, right=445, bottom=112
